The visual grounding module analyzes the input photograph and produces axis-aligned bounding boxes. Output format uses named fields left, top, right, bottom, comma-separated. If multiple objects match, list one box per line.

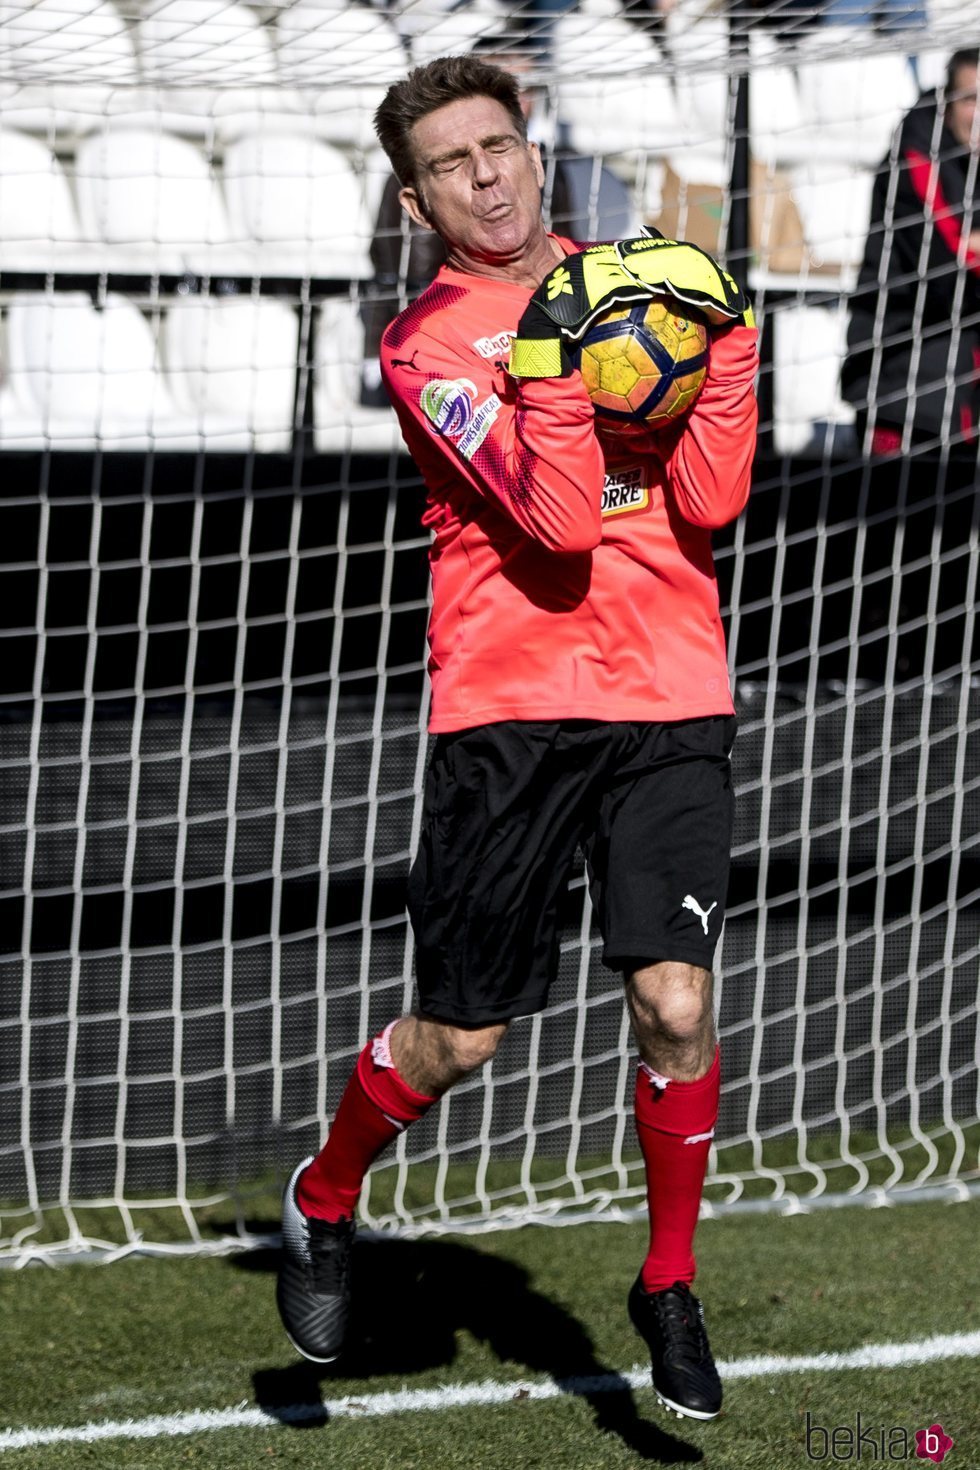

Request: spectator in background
left=842, top=48, right=980, bottom=455
left=359, top=26, right=636, bottom=406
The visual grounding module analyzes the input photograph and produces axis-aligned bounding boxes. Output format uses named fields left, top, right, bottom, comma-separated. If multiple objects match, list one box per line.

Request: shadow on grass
left=235, top=1235, right=703, bottom=1463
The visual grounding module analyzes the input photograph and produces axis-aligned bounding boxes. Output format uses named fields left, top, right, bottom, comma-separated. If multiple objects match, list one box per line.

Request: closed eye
left=427, top=135, right=522, bottom=174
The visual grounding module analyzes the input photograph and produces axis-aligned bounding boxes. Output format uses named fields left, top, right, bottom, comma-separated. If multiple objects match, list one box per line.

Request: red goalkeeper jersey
left=380, top=237, right=758, bottom=733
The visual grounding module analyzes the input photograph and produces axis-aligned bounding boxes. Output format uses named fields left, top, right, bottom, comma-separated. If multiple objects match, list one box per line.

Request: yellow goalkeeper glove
left=509, top=244, right=650, bottom=380
left=614, top=236, right=754, bottom=327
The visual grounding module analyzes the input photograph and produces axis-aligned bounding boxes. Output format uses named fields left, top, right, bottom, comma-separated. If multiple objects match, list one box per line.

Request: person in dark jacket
left=842, top=49, right=980, bottom=455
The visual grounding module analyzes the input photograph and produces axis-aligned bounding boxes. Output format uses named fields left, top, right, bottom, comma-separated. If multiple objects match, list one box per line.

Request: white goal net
left=1, top=0, right=979, bottom=1263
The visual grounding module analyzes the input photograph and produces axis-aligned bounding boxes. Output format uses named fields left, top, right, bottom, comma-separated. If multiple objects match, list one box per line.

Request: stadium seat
left=0, top=0, right=135, bottom=136
left=780, top=33, right=918, bottom=168
left=163, top=295, right=300, bottom=453
left=747, top=32, right=804, bottom=171
left=135, top=0, right=279, bottom=137
left=275, top=1, right=405, bottom=150
left=409, top=8, right=502, bottom=66
left=553, top=15, right=678, bottom=159
left=913, top=48, right=950, bottom=93
left=789, top=161, right=874, bottom=277
left=0, top=0, right=132, bottom=76
left=771, top=301, right=856, bottom=456
left=74, top=126, right=243, bottom=276
left=0, top=128, right=97, bottom=272
left=314, top=298, right=405, bottom=454
left=2, top=292, right=203, bottom=450
left=660, top=20, right=803, bottom=184
left=664, top=15, right=730, bottom=184
left=138, top=0, right=274, bottom=83
left=390, top=0, right=496, bottom=40
left=222, top=132, right=372, bottom=280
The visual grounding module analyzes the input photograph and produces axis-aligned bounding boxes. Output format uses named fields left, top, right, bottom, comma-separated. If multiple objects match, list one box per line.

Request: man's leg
left=278, top=720, right=592, bottom=1363
left=582, top=715, right=733, bottom=1419
left=297, top=1014, right=508, bottom=1221
left=278, top=1015, right=506, bottom=1363
left=625, top=959, right=722, bottom=1421
left=626, top=961, right=718, bottom=1290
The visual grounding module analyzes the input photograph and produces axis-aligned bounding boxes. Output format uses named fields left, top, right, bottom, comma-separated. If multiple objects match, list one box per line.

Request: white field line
left=2, top=1330, right=979, bottom=1452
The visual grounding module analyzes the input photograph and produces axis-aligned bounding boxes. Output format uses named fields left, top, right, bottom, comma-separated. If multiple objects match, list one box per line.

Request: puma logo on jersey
left=682, top=894, right=717, bottom=935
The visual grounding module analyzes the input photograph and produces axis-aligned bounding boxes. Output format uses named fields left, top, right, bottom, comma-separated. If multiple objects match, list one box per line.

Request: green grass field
left=1, top=1199, right=977, bottom=1469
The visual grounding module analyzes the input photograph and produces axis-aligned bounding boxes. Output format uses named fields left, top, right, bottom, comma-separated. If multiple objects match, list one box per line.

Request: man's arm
left=660, top=323, right=759, bottom=529
left=381, top=326, right=605, bottom=554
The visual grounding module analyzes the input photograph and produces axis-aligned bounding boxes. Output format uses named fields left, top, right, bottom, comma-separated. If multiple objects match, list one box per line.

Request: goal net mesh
left=1, top=0, right=978, bottom=1261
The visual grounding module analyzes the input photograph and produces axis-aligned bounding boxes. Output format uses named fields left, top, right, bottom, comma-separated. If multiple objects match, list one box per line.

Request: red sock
left=634, top=1047, right=720, bottom=1294
left=297, top=1022, right=436, bottom=1222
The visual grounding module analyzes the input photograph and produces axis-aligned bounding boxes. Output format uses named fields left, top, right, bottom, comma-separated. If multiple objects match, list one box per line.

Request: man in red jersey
left=277, top=55, right=758, bottom=1423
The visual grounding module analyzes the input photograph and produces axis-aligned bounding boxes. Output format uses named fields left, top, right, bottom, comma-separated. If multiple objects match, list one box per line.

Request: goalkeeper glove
left=614, top=236, right=753, bottom=327
left=509, top=244, right=649, bottom=380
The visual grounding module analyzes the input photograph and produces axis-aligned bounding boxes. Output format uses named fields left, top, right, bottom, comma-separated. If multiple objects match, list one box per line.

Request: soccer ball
left=572, top=296, right=710, bottom=434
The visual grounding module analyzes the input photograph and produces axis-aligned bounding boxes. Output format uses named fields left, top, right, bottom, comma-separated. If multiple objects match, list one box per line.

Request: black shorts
left=407, top=716, right=736, bottom=1025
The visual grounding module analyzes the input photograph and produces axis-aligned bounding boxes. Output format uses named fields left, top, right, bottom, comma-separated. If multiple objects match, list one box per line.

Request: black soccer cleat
left=276, top=1157, right=356, bottom=1363
left=628, top=1276, right=723, bottom=1421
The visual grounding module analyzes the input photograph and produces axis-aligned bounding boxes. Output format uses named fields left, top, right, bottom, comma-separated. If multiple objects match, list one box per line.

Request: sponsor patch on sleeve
left=601, top=466, right=649, bottom=517
left=458, top=394, right=501, bottom=459
left=420, top=378, right=501, bottom=460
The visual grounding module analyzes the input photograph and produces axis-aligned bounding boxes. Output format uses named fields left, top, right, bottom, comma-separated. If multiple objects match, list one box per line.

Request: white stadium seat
left=0, top=128, right=97, bottom=272
left=913, top=48, right=951, bottom=94
left=390, top=0, right=495, bottom=40
left=138, top=0, right=275, bottom=83
left=74, top=126, right=241, bottom=275
left=0, top=0, right=133, bottom=80
left=314, top=298, right=405, bottom=455
left=667, top=25, right=803, bottom=185
left=553, top=15, right=678, bottom=160
left=164, top=295, right=300, bottom=452
left=134, top=0, right=280, bottom=138
left=747, top=32, right=804, bottom=171
left=409, top=9, right=501, bottom=66
left=772, top=301, right=856, bottom=457
left=789, top=161, right=875, bottom=275
left=2, top=292, right=202, bottom=450
left=0, top=0, right=135, bottom=135
left=781, top=33, right=918, bottom=168
left=222, top=131, right=372, bottom=279
left=275, top=2, right=405, bottom=150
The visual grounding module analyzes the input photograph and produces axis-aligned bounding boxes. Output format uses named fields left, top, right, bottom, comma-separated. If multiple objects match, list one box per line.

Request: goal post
left=1, top=0, right=979, bottom=1264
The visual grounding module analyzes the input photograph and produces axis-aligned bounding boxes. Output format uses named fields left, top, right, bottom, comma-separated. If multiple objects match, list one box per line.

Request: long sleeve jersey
left=380, top=236, right=759, bottom=734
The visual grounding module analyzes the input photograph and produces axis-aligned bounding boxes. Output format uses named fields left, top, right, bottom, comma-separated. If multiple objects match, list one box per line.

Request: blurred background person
left=841, top=47, right=980, bottom=455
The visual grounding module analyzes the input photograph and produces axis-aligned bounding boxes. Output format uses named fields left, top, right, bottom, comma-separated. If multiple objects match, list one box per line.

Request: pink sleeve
left=662, top=323, right=759, bottom=529
left=381, top=328, right=606, bottom=554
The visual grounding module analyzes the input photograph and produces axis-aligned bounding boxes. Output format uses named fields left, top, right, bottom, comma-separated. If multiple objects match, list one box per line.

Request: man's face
left=947, top=63, right=979, bottom=150
left=400, top=94, right=546, bottom=265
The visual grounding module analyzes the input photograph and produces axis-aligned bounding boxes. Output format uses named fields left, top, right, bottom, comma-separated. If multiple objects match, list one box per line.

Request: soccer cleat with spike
left=276, top=1156, right=355, bottom=1363
left=628, top=1277, right=723, bottom=1421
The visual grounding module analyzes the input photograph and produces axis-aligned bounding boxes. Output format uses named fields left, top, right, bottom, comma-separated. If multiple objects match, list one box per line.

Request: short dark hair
left=946, top=48, right=979, bottom=99
left=374, top=54, right=528, bottom=188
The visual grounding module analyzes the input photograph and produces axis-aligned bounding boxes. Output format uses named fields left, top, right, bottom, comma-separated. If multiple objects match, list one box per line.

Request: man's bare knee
left=441, top=1021, right=508, bottom=1074
left=625, top=962, right=715, bottom=1076
left=390, top=1015, right=508, bottom=1095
